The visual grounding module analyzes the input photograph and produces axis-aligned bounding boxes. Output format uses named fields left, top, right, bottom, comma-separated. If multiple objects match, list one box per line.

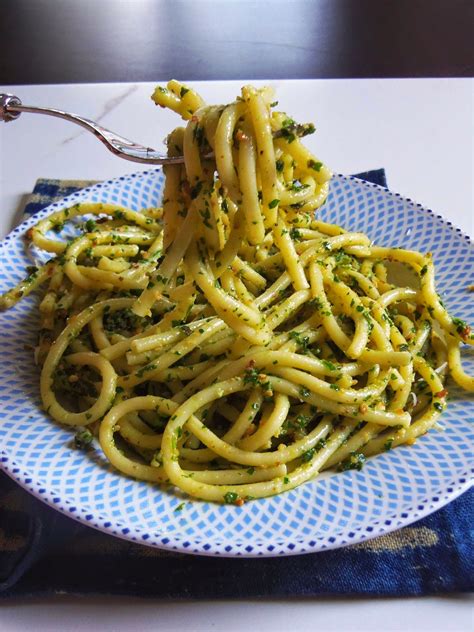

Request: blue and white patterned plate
left=0, top=170, right=472, bottom=557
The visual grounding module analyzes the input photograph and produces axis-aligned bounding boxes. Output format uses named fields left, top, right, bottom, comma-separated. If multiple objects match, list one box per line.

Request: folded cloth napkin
left=0, top=169, right=472, bottom=599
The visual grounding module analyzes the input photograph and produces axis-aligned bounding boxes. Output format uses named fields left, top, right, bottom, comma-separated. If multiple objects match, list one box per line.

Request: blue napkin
left=1, top=169, right=472, bottom=598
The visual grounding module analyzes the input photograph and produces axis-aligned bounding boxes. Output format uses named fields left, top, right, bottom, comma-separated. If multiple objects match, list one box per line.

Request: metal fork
left=0, top=93, right=185, bottom=165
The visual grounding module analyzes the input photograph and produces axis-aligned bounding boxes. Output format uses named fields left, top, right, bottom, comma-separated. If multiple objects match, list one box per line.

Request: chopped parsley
left=83, top=219, right=97, bottom=233
left=339, top=452, right=366, bottom=472
left=383, top=438, right=394, bottom=452
left=315, top=438, right=327, bottom=451
left=308, top=159, right=323, bottom=172
left=243, top=367, right=272, bottom=395
left=309, top=297, right=324, bottom=311
left=103, top=308, right=150, bottom=335
left=190, top=181, right=203, bottom=199
left=301, top=448, right=315, bottom=462
left=289, top=227, right=302, bottom=241
left=74, top=428, right=94, bottom=450
left=223, top=492, right=239, bottom=504
left=288, top=331, right=310, bottom=353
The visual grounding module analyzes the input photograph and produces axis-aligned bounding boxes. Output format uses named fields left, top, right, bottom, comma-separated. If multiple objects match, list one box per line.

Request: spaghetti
left=1, top=81, right=472, bottom=504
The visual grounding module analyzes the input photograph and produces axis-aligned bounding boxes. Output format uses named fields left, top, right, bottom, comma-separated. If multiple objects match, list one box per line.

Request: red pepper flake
left=235, top=498, right=245, bottom=507
left=235, top=129, right=249, bottom=142
left=243, top=424, right=256, bottom=437
left=435, top=389, right=448, bottom=398
left=180, top=180, right=191, bottom=203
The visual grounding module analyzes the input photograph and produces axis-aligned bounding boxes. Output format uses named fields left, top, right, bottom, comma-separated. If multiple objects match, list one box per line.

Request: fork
left=1, top=93, right=315, bottom=167
left=0, top=93, right=185, bottom=165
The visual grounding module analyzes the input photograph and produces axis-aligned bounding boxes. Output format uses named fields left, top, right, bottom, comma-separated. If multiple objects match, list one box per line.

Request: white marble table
left=0, top=79, right=472, bottom=631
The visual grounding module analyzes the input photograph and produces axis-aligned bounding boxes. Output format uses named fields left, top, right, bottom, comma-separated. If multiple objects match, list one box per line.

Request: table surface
left=0, top=77, right=473, bottom=631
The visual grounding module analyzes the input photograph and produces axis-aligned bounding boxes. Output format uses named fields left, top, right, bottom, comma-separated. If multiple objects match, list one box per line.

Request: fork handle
left=0, top=93, right=184, bottom=165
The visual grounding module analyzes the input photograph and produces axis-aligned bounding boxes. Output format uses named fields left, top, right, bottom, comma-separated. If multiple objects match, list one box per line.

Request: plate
left=0, top=170, right=472, bottom=557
